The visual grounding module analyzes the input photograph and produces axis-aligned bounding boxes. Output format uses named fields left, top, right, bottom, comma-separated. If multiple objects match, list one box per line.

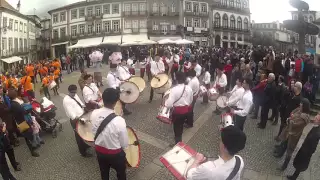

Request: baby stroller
left=31, top=97, right=62, bottom=138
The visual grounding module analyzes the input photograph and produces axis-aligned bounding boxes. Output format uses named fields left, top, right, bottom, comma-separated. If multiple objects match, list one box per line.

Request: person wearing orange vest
left=20, top=72, right=35, bottom=99
left=5, top=74, right=18, bottom=89
left=41, top=73, right=51, bottom=99
left=49, top=71, right=58, bottom=96
left=39, top=65, right=48, bottom=80
left=25, top=64, right=35, bottom=83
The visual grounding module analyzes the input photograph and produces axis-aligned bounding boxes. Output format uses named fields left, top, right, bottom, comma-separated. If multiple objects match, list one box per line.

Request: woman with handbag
left=8, top=89, right=39, bottom=157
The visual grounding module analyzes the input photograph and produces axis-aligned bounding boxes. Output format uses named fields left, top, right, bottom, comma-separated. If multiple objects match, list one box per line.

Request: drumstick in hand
left=129, top=141, right=139, bottom=146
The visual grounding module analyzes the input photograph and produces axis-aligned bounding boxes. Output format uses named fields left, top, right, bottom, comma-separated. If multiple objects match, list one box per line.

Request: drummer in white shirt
left=82, top=74, right=102, bottom=111
left=117, top=59, right=131, bottom=81
left=225, top=78, right=245, bottom=107
left=165, top=72, right=193, bottom=146
left=186, top=126, right=246, bottom=180
left=63, top=84, right=92, bottom=157
left=91, top=88, right=129, bottom=180
left=201, top=66, right=211, bottom=104
left=213, top=66, right=228, bottom=114
left=191, top=60, right=202, bottom=77
left=230, top=78, right=253, bottom=131
left=186, top=69, right=200, bottom=128
left=107, top=63, right=132, bottom=115
left=149, top=54, right=165, bottom=103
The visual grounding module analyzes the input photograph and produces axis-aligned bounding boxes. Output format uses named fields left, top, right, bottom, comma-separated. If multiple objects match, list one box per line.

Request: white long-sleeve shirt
left=63, top=94, right=85, bottom=120
left=188, top=77, right=200, bottom=96
left=234, top=90, right=253, bottom=117
left=187, top=155, right=244, bottom=180
left=194, top=64, right=202, bottom=77
left=150, top=61, right=165, bottom=76
left=91, top=107, right=129, bottom=150
left=116, top=65, right=131, bottom=81
left=226, top=85, right=245, bottom=106
left=165, top=84, right=193, bottom=108
left=107, top=72, right=121, bottom=89
left=171, top=54, right=179, bottom=63
left=202, top=71, right=211, bottom=85
left=83, top=83, right=100, bottom=103
left=213, top=73, right=227, bottom=88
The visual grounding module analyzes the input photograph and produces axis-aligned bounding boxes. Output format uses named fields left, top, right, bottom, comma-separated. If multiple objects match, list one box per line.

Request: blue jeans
left=32, top=133, right=42, bottom=147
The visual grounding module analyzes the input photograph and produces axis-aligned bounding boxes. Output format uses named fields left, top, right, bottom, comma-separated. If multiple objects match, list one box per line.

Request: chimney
left=17, top=0, right=21, bottom=12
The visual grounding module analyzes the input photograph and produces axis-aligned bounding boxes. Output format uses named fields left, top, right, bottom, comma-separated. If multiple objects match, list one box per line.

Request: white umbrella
left=120, top=42, right=139, bottom=46
left=175, top=39, right=194, bottom=45
left=138, top=39, right=157, bottom=45
left=158, top=39, right=176, bottom=44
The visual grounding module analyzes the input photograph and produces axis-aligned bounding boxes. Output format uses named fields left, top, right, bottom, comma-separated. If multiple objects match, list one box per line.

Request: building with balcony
left=40, top=18, right=51, bottom=59
left=148, top=0, right=182, bottom=42
left=290, top=10, right=317, bottom=54
left=252, top=21, right=297, bottom=52
left=211, top=0, right=251, bottom=48
left=183, top=0, right=210, bottom=46
left=48, top=0, right=123, bottom=57
left=0, top=0, right=41, bottom=72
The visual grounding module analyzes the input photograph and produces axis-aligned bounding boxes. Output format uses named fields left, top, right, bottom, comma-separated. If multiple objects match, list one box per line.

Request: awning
left=122, top=34, right=148, bottom=44
left=51, top=41, right=69, bottom=47
left=237, top=41, right=252, bottom=46
left=101, top=35, right=122, bottom=45
left=68, top=37, right=103, bottom=49
left=150, top=36, right=182, bottom=42
left=1, top=56, right=23, bottom=64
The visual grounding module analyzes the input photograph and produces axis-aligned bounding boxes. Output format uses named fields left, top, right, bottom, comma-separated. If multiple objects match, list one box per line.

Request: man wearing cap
left=107, top=63, right=132, bottom=115
left=186, top=126, right=246, bottom=180
left=91, top=88, right=129, bottom=180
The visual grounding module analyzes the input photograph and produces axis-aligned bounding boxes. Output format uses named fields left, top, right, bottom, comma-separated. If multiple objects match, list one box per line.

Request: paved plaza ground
left=6, top=65, right=320, bottom=180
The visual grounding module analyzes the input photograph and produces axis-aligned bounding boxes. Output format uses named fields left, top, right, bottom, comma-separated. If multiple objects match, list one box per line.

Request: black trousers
left=70, top=119, right=90, bottom=156
left=270, top=105, right=279, bottom=122
left=186, top=98, right=197, bottom=127
left=172, top=113, right=189, bottom=143
left=5, top=148, right=18, bottom=170
left=96, top=150, right=127, bottom=180
left=43, top=86, right=51, bottom=99
left=278, top=107, right=288, bottom=136
left=0, top=152, right=16, bottom=180
left=120, top=102, right=129, bottom=113
left=260, top=105, right=270, bottom=128
left=149, top=88, right=164, bottom=102
left=234, top=115, right=247, bottom=131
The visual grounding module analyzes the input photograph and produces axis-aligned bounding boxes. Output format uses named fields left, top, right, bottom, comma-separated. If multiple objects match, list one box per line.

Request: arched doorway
left=215, top=35, right=221, bottom=47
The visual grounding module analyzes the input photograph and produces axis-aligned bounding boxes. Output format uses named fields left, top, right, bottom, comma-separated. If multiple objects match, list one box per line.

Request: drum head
left=125, top=127, right=141, bottom=167
left=114, top=101, right=123, bottom=116
left=128, top=76, right=146, bottom=93
left=150, top=73, right=169, bottom=89
left=76, top=113, right=94, bottom=143
left=120, top=82, right=140, bottom=104
left=217, top=96, right=228, bottom=108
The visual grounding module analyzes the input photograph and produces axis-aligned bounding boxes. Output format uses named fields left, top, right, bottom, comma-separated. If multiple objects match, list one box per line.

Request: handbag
left=16, top=120, right=30, bottom=133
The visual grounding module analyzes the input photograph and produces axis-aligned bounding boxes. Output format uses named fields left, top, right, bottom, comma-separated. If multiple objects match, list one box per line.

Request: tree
left=252, top=30, right=275, bottom=47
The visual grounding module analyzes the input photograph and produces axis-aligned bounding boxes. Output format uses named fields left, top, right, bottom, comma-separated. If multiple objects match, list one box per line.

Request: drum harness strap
left=94, top=113, right=117, bottom=141
left=120, top=65, right=131, bottom=76
left=226, top=156, right=241, bottom=180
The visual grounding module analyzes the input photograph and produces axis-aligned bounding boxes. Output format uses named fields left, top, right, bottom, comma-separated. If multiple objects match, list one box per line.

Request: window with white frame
left=202, top=20, right=207, bottom=28
left=161, top=25, right=167, bottom=33
left=140, top=3, right=146, bottom=12
left=152, top=21, right=158, bottom=30
left=104, top=4, right=110, bottom=14
left=8, top=38, right=12, bottom=51
left=112, top=4, right=119, bottom=14
left=201, top=4, right=207, bottom=12
left=132, top=3, right=138, bottom=13
left=53, top=14, right=58, bottom=23
left=19, top=22, right=23, bottom=32
left=79, top=8, right=85, bottom=18
left=60, top=12, right=66, bottom=21
left=79, top=24, right=85, bottom=34
left=53, top=29, right=59, bottom=39
left=14, top=20, right=18, bottom=31
left=24, top=23, right=27, bottom=33
left=186, top=19, right=192, bottom=27
left=87, top=25, right=93, bottom=34
left=9, top=19, right=13, bottom=30
left=104, top=21, right=110, bottom=32
left=194, top=4, right=199, bottom=13
left=2, top=17, right=7, bottom=27
left=124, top=4, right=131, bottom=12
left=96, top=6, right=101, bottom=16
left=132, top=20, right=138, bottom=29
left=71, top=9, right=78, bottom=19
left=194, top=19, right=200, bottom=27
left=113, top=21, right=119, bottom=32
left=171, top=22, right=176, bottom=30
left=125, top=20, right=131, bottom=29
left=60, top=27, right=66, bottom=37
left=152, top=3, right=158, bottom=13
left=2, top=38, right=6, bottom=52
left=140, top=20, right=146, bottom=28
left=96, top=23, right=101, bottom=33
left=87, top=7, right=93, bottom=16
left=71, top=25, right=77, bottom=36
left=186, top=2, right=191, bottom=11
left=160, top=3, right=166, bottom=15
left=171, top=3, right=175, bottom=12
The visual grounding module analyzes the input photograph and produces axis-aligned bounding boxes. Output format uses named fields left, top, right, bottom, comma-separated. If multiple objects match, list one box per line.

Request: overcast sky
left=6, top=0, right=320, bottom=22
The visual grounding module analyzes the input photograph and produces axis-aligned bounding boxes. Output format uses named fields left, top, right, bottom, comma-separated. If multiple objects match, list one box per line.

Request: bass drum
left=151, top=73, right=172, bottom=94
left=125, top=127, right=141, bottom=167
left=120, top=81, right=140, bottom=104
left=156, top=89, right=172, bottom=124
left=128, top=76, right=146, bottom=93
left=208, top=88, right=219, bottom=101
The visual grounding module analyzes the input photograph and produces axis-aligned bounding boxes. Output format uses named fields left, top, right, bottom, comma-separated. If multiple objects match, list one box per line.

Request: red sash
left=172, top=105, right=191, bottom=115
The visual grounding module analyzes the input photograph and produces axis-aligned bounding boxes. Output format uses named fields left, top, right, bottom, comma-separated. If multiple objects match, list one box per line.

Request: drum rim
left=126, top=126, right=141, bottom=168
left=76, top=121, right=94, bottom=143
left=217, top=96, right=228, bottom=108
left=115, top=100, right=124, bottom=116
left=120, top=81, right=140, bottom=104
left=151, top=73, right=169, bottom=89
left=128, top=76, right=146, bottom=93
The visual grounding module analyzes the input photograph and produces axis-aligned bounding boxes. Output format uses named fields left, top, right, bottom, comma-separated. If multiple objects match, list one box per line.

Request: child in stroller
left=30, top=97, right=62, bottom=138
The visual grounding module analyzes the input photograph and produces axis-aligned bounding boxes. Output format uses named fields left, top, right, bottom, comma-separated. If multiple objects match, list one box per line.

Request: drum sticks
left=129, top=141, right=139, bottom=146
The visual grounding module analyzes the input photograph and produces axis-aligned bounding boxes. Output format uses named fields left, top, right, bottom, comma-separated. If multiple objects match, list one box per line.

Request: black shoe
left=268, top=117, right=273, bottom=121
left=82, top=152, right=94, bottom=158
left=251, top=115, right=257, bottom=119
left=184, top=124, right=193, bottom=128
left=148, top=100, right=152, bottom=103
left=124, top=111, right=132, bottom=116
left=31, top=151, right=40, bottom=157
left=257, top=124, right=265, bottom=129
left=287, top=175, right=296, bottom=180
left=40, top=140, right=45, bottom=144
left=14, top=162, right=21, bottom=171
left=272, top=120, right=278, bottom=125
left=169, top=143, right=176, bottom=148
